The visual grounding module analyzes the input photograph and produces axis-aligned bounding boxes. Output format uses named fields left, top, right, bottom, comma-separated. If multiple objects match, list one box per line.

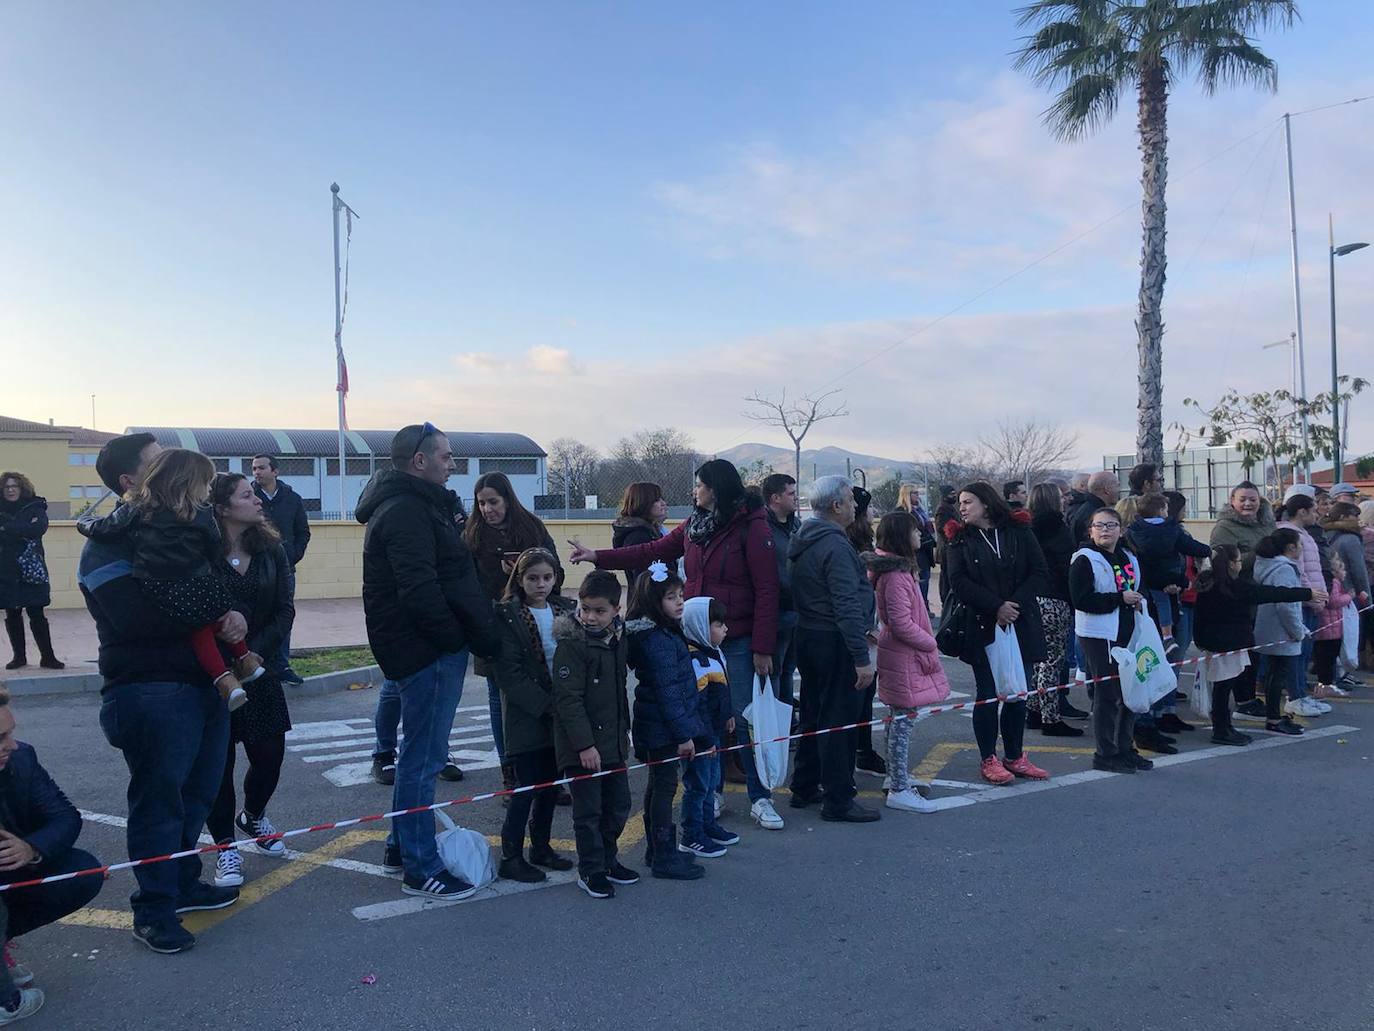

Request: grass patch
left=289, top=646, right=376, bottom=679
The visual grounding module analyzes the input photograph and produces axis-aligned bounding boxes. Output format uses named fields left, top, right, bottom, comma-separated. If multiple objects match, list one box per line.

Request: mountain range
left=714, top=442, right=920, bottom=486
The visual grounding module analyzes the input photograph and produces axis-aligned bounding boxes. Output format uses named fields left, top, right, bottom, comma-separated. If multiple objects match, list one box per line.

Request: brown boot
left=234, top=651, right=265, bottom=683
left=214, top=672, right=249, bottom=712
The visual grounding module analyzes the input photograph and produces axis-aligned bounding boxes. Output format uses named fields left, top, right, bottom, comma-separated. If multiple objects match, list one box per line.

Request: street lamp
left=1328, top=213, right=1368, bottom=480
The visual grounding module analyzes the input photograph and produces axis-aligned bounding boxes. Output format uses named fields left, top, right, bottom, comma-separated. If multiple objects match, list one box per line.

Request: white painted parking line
left=285, top=706, right=490, bottom=743
left=300, top=732, right=495, bottom=763
left=351, top=869, right=580, bottom=921
left=924, top=724, right=1359, bottom=810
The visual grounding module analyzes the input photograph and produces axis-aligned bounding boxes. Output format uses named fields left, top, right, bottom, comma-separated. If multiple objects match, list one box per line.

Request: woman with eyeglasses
left=0, top=471, right=63, bottom=670
left=943, top=482, right=1051, bottom=784
left=1069, top=508, right=1151, bottom=773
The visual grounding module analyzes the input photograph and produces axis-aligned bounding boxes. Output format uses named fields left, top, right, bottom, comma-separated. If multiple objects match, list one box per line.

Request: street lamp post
left=1328, top=214, right=1369, bottom=481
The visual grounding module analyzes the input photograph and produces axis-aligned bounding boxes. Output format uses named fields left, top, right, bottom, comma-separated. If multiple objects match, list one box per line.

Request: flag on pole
left=337, top=345, right=350, bottom=431
left=335, top=198, right=356, bottom=431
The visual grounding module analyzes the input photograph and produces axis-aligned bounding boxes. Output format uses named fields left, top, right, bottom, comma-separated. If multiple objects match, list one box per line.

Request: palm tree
left=1014, top=1, right=1298, bottom=467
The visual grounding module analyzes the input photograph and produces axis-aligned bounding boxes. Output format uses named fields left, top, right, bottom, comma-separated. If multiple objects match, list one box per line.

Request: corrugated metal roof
left=128, top=427, right=546, bottom=459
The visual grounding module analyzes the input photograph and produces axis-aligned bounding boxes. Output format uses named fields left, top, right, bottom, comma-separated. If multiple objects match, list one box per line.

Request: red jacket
left=593, top=506, right=780, bottom=655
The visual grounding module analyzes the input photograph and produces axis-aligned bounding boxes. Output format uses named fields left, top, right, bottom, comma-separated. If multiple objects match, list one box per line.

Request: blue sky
left=3, top=2, right=1371, bottom=464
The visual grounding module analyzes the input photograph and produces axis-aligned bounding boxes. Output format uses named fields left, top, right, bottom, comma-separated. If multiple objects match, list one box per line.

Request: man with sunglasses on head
left=356, top=423, right=501, bottom=900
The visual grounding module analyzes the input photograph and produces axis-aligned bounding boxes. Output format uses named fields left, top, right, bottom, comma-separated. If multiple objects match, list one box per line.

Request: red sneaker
left=1002, top=755, right=1050, bottom=780
left=980, top=755, right=1015, bottom=785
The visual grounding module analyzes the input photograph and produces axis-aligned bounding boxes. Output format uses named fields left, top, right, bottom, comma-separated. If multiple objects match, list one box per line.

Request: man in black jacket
left=761, top=473, right=800, bottom=704
left=251, top=455, right=311, bottom=684
left=0, top=687, right=102, bottom=1018
left=79, top=433, right=241, bottom=955
left=357, top=423, right=500, bottom=901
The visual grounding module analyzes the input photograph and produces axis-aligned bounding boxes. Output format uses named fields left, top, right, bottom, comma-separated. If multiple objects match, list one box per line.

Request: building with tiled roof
left=0, top=416, right=120, bottom=517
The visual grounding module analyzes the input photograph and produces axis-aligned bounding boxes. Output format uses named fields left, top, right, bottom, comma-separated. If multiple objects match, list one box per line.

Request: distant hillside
left=715, top=442, right=920, bottom=485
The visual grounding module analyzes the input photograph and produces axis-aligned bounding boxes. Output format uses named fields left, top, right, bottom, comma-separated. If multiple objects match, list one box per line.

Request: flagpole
left=332, top=183, right=346, bottom=519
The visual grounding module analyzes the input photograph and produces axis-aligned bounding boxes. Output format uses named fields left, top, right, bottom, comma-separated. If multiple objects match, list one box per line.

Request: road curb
left=3, top=663, right=385, bottom=698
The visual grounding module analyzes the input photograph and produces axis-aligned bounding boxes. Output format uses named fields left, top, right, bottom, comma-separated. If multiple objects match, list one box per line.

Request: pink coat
left=864, top=550, right=950, bottom=710
left=1276, top=520, right=1324, bottom=608
left=1314, top=576, right=1352, bottom=641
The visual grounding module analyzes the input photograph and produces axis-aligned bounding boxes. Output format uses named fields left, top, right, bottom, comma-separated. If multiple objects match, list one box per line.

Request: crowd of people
left=0, top=427, right=1367, bottom=1021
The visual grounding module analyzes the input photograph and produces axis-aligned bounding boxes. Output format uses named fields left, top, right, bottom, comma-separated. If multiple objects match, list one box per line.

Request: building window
left=86, top=486, right=106, bottom=498
left=69, top=486, right=84, bottom=498
left=68, top=453, right=83, bottom=466
left=326, top=458, right=374, bottom=476
left=479, top=458, right=537, bottom=476
left=278, top=457, right=316, bottom=476
left=211, top=458, right=231, bottom=472
left=303, top=498, right=323, bottom=513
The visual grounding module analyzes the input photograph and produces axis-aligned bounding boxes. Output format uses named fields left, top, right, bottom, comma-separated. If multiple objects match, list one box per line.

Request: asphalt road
left=10, top=660, right=1374, bottom=1031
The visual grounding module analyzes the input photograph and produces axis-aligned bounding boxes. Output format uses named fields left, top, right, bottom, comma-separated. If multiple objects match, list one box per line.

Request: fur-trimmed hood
left=861, top=549, right=917, bottom=578
left=1321, top=516, right=1360, bottom=536
left=625, top=616, right=659, bottom=635
left=612, top=515, right=657, bottom=531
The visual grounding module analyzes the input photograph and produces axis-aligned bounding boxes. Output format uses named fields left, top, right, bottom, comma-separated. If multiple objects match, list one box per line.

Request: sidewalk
left=11, top=598, right=369, bottom=680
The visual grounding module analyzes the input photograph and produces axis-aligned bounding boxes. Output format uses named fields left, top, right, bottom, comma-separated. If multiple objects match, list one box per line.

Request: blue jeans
left=487, top=676, right=505, bottom=762
left=273, top=566, right=298, bottom=672
left=1175, top=604, right=1194, bottom=655
left=722, top=636, right=770, bottom=803
left=373, top=676, right=402, bottom=757
left=680, top=737, right=719, bottom=841
left=385, top=651, right=468, bottom=879
left=99, top=681, right=229, bottom=924
left=1300, top=609, right=1318, bottom=689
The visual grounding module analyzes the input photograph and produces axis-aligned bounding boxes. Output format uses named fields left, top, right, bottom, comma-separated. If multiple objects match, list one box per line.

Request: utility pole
left=1282, top=114, right=1311, bottom=482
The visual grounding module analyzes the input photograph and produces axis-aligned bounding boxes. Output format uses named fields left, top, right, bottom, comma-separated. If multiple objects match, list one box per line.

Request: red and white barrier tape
left=2, top=601, right=1367, bottom=894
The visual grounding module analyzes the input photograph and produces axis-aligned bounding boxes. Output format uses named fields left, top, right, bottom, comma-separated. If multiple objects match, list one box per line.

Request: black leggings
left=207, top=736, right=286, bottom=843
left=501, top=747, right=558, bottom=859
left=1209, top=673, right=1247, bottom=733
left=1312, top=639, right=1341, bottom=684
left=968, top=650, right=1027, bottom=761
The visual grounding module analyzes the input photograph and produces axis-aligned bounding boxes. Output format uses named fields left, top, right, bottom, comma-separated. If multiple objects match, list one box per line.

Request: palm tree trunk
left=1134, top=61, right=1168, bottom=469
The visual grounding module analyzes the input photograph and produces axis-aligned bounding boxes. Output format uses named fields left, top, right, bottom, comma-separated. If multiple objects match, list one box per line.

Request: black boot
left=3, top=612, right=26, bottom=670
left=498, top=849, right=545, bottom=883
left=28, top=612, right=63, bottom=670
left=650, top=827, right=704, bottom=880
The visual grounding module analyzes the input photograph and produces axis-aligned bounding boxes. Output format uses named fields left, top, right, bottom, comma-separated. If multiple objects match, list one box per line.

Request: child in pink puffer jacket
left=1312, top=553, right=1353, bottom=698
left=863, top=512, right=950, bottom=815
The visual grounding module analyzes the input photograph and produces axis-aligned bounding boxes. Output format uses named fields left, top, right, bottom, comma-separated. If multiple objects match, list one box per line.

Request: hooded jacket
left=611, top=516, right=662, bottom=590
left=551, top=612, right=630, bottom=770
left=1192, top=572, right=1310, bottom=654
left=1030, top=509, right=1075, bottom=602
left=1276, top=519, right=1324, bottom=609
left=1127, top=517, right=1212, bottom=590
left=789, top=517, right=875, bottom=667
left=1209, top=498, right=1277, bottom=560
left=943, top=522, right=1049, bottom=664
left=682, top=596, right=732, bottom=739
left=1253, top=554, right=1306, bottom=656
left=491, top=595, right=577, bottom=756
left=1313, top=575, right=1352, bottom=642
left=863, top=550, right=950, bottom=709
left=1321, top=516, right=1370, bottom=601
left=1064, top=490, right=1109, bottom=545
left=0, top=496, right=52, bottom=610
left=594, top=503, right=780, bottom=655
left=626, top=618, right=707, bottom=754
left=357, top=469, right=500, bottom=681
left=254, top=480, right=311, bottom=566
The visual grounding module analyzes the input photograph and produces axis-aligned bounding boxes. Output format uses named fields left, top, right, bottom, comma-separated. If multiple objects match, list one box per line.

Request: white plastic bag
left=984, top=624, right=1028, bottom=701
left=1110, top=614, right=1178, bottom=714
left=1341, top=602, right=1360, bottom=670
left=1189, top=664, right=1211, bottom=719
left=435, top=808, right=496, bottom=888
left=742, top=674, right=793, bottom=790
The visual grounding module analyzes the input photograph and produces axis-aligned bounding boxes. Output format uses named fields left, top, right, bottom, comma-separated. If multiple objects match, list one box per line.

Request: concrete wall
left=37, top=516, right=1223, bottom=609
left=1, top=439, right=72, bottom=519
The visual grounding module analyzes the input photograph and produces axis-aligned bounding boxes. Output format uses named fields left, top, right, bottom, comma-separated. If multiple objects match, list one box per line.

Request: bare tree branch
left=743, top=389, right=849, bottom=481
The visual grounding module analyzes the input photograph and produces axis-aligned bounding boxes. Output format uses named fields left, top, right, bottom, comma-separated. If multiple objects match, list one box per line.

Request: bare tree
left=743, top=388, right=849, bottom=482
left=598, top=428, right=700, bottom=507
left=546, top=437, right=600, bottom=507
left=920, top=442, right=997, bottom=489
left=977, top=418, right=1080, bottom=485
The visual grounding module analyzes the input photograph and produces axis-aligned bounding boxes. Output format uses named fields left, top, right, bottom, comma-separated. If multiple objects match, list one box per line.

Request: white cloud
left=452, top=345, right=584, bottom=377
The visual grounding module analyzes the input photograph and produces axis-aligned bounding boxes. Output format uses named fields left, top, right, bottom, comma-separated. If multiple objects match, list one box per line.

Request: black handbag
left=935, top=600, right=971, bottom=658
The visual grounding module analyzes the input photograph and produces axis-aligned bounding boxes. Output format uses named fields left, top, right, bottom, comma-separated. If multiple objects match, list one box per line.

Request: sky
left=2, top=2, right=1372, bottom=470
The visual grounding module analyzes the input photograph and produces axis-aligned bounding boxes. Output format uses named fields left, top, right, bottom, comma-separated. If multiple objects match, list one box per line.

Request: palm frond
left=1181, top=0, right=1299, bottom=39
left=1043, top=72, right=1124, bottom=140
left=1197, top=41, right=1279, bottom=92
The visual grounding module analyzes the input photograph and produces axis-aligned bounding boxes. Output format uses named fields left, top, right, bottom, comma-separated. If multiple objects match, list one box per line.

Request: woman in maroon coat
left=570, top=459, right=785, bottom=830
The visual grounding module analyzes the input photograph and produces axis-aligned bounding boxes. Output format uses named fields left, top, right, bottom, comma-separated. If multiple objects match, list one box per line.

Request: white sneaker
left=0, top=987, right=43, bottom=1023
left=750, top=798, right=784, bottom=830
left=1311, top=697, right=1333, bottom=713
left=885, top=789, right=937, bottom=814
left=214, top=847, right=244, bottom=888
left=1284, top=697, right=1323, bottom=718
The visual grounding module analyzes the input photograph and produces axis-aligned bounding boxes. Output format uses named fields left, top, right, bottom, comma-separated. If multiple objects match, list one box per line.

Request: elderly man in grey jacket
left=787, top=476, right=879, bottom=823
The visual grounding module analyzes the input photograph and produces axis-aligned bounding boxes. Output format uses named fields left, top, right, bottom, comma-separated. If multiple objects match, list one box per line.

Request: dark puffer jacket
left=491, top=596, right=576, bottom=757
left=0, top=743, right=84, bottom=863
left=1030, top=509, right=1075, bottom=603
left=357, top=470, right=500, bottom=681
left=254, top=481, right=311, bottom=566
left=0, top=497, right=52, bottom=610
left=611, top=516, right=662, bottom=591
left=551, top=615, right=630, bottom=770
left=626, top=618, right=706, bottom=755
left=1192, top=574, right=1312, bottom=654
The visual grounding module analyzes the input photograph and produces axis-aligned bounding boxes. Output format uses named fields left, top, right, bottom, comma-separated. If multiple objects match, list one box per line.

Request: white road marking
left=301, top=734, right=494, bottom=764
left=285, top=706, right=489, bottom=743
left=923, top=724, right=1359, bottom=810
left=320, top=748, right=503, bottom=787
left=351, top=869, right=580, bottom=921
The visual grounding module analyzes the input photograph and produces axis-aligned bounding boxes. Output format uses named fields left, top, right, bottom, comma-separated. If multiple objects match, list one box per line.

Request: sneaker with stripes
left=401, top=870, right=478, bottom=901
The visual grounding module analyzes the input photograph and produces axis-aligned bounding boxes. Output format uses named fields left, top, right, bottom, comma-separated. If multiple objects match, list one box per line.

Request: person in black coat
left=356, top=425, right=501, bottom=900
left=0, top=473, right=63, bottom=670
left=933, top=485, right=959, bottom=608
left=1026, top=484, right=1085, bottom=734
left=943, top=482, right=1051, bottom=783
left=611, top=481, right=670, bottom=591
left=0, top=688, right=102, bottom=1013
left=251, top=456, right=312, bottom=684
